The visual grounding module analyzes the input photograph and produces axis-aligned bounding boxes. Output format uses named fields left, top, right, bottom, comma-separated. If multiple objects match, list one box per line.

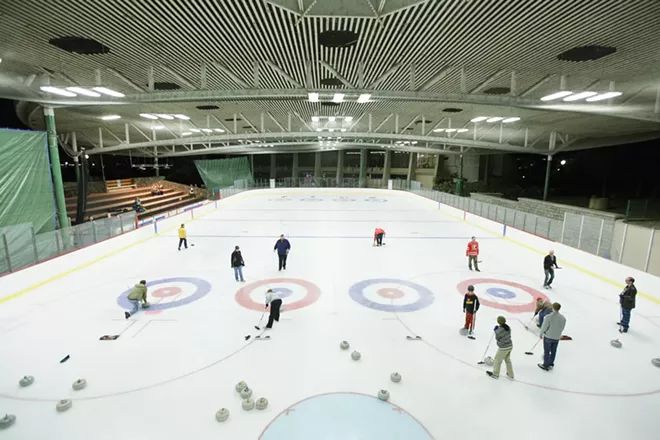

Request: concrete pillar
left=314, top=152, right=322, bottom=178
left=359, top=149, right=367, bottom=187
left=44, top=107, right=68, bottom=229
left=336, top=150, right=344, bottom=182
left=455, top=147, right=464, bottom=196
left=270, top=154, right=276, bottom=179
left=292, top=152, right=299, bottom=179
left=71, top=132, right=80, bottom=183
left=407, top=152, right=417, bottom=180
left=154, top=147, right=159, bottom=177
left=432, top=154, right=441, bottom=188
left=543, top=155, right=552, bottom=201
left=483, top=155, right=490, bottom=186
left=381, top=150, right=391, bottom=187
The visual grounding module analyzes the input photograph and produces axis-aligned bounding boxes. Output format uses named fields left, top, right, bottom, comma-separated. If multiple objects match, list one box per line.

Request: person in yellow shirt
left=178, top=224, right=188, bottom=250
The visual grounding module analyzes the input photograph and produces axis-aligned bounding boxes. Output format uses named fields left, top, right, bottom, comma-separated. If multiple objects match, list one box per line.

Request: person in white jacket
left=538, top=302, right=567, bottom=371
left=265, top=289, right=283, bottom=329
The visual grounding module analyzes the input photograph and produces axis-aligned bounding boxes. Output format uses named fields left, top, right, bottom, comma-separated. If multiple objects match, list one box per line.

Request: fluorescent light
left=156, top=114, right=175, bottom=120
left=563, top=91, right=598, bottom=102
left=586, top=91, right=623, bottom=102
left=332, top=93, right=345, bottom=103
left=433, top=128, right=445, bottom=132
left=100, top=115, right=121, bottom=121
left=357, top=93, right=371, bottom=103
left=328, top=117, right=336, bottom=122
left=412, top=141, right=418, bottom=144
left=174, top=114, right=190, bottom=120
left=189, top=128, right=201, bottom=132
left=340, top=128, right=347, bottom=132
left=345, top=116, right=353, bottom=122
left=140, top=113, right=158, bottom=120
left=470, top=117, right=488, bottom=123
left=318, top=136, right=322, bottom=139
left=201, top=128, right=213, bottom=133
left=152, top=125, right=165, bottom=130
left=308, top=92, right=319, bottom=102
left=40, top=86, right=77, bottom=97
left=214, top=128, right=225, bottom=132
left=316, top=128, right=322, bottom=132
left=329, top=128, right=335, bottom=132
left=445, top=128, right=457, bottom=132
left=66, top=87, right=101, bottom=97
left=457, top=128, right=469, bottom=132
left=541, top=91, right=574, bottom=101
left=92, top=87, right=125, bottom=97
left=312, top=116, right=319, bottom=122
left=502, top=117, right=521, bottom=123
left=486, top=117, right=504, bottom=123
left=182, top=132, right=192, bottom=136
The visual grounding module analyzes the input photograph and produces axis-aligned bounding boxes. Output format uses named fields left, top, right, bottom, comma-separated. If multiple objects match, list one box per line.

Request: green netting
left=0, top=129, right=55, bottom=233
left=194, top=157, right=253, bottom=189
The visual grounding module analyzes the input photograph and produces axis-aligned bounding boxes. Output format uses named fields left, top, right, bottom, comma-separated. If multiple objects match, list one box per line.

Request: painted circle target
left=117, top=277, right=211, bottom=312
left=300, top=196, right=324, bottom=202
left=269, top=196, right=292, bottom=202
left=333, top=196, right=356, bottom=202
left=349, top=278, right=435, bottom=312
left=364, top=196, right=388, bottom=202
left=456, top=278, right=549, bottom=313
left=235, top=278, right=321, bottom=312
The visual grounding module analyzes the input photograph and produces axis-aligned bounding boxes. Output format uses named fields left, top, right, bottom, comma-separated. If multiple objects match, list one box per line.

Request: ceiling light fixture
left=486, top=117, right=504, bottom=123
left=563, top=91, right=598, bottom=102
left=457, top=128, right=469, bottom=132
left=182, top=132, right=192, bottom=136
left=40, top=86, right=77, bottom=97
left=541, top=91, right=574, bottom=101
left=316, top=128, right=322, bottom=132
left=433, top=128, right=445, bottom=132
left=328, top=116, right=336, bottom=122
left=201, top=128, right=213, bottom=133
left=174, top=114, right=190, bottom=120
left=345, top=116, right=353, bottom=122
left=66, top=87, right=101, bottom=97
left=214, top=128, right=225, bottom=132
left=332, top=93, right=345, bottom=103
left=470, top=117, right=488, bottom=123
left=152, top=125, right=165, bottom=130
left=329, top=128, right=335, bottom=132
left=312, top=116, right=319, bottom=122
left=340, top=128, right=347, bottom=132
left=92, top=87, right=125, bottom=97
left=357, top=93, right=371, bottom=103
left=445, top=128, right=457, bottom=132
left=502, top=117, right=521, bottom=123
left=156, top=114, right=175, bottom=120
left=100, top=115, right=121, bottom=121
left=189, top=128, right=201, bottom=132
left=586, top=91, right=623, bottom=102
left=140, top=113, right=158, bottom=120
left=308, top=92, right=319, bottom=102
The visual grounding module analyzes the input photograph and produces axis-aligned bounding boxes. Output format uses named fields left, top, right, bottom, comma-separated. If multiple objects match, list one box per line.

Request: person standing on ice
left=534, top=297, right=553, bottom=327
left=487, top=316, right=514, bottom=380
left=373, top=228, right=385, bottom=246
left=463, top=285, right=480, bottom=335
left=231, top=245, right=246, bottom=282
left=542, top=250, right=560, bottom=289
left=265, top=289, right=283, bottom=329
left=178, top=224, right=188, bottom=250
left=466, top=236, right=480, bottom=271
left=538, top=302, right=566, bottom=371
left=125, top=280, right=149, bottom=319
left=618, top=277, right=637, bottom=333
left=273, top=234, right=291, bottom=271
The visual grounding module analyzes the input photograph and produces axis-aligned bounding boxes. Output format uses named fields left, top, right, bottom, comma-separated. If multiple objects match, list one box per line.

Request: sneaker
left=475, top=269, right=481, bottom=272
left=124, top=311, right=130, bottom=320
left=506, top=375, right=514, bottom=380
left=620, top=328, right=628, bottom=333
left=547, top=286, right=552, bottom=290
left=469, top=267, right=473, bottom=271
left=240, top=279, right=246, bottom=282
left=486, top=371, right=498, bottom=379
left=538, top=363, right=549, bottom=371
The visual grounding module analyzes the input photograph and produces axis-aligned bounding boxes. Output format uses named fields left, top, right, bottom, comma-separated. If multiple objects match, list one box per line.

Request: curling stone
left=651, top=358, right=660, bottom=368
left=0, top=414, right=16, bottom=430
left=351, top=351, right=361, bottom=361
left=390, top=372, right=402, bottom=383
left=56, top=399, right=72, bottom=412
left=72, top=378, right=87, bottom=391
left=484, top=356, right=494, bottom=366
left=610, top=339, right=623, bottom=348
left=340, top=341, right=350, bottom=350
left=378, top=389, right=390, bottom=401
left=215, top=408, right=230, bottom=422
left=235, top=381, right=248, bottom=392
left=459, top=328, right=468, bottom=336
left=255, top=397, right=268, bottom=410
left=239, top=387, right=253, bottom=399
left=242, top=398, right=255, bottom=411
left=19, top=375, right=34, bottom=387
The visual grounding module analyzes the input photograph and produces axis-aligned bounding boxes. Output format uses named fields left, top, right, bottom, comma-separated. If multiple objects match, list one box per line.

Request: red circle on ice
left=377, top=288, right=405, bottom=299
left=235, top=278, right=321, bottom=312
left=456, top=279, right=549, bottom=313
left=152, top=287, right=183, bottom=298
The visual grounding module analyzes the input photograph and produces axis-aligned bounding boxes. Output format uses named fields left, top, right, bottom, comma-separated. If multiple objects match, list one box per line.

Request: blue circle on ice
left=259, top=392, right=432, bottom=440
left=349, top=278, right=435, bottom=312
left=272, top=287, right=293, bottom=299
left=486, top=287, right=516, bottom=299
left=117, top=277, right=211, bottom=311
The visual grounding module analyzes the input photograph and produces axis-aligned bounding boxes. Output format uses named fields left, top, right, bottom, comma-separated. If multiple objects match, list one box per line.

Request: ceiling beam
left=264, top=61, right=304, bottom=88
left=520, top=74, right=554, bottom=97
left=161, top=65, right=196, bottom=89
left=417, top=66, right=451, bottom=92
left=368, top=63, right=401, bottom=89
left=470, top=70, right=507, bottom=94
left=211, top=62, right=250, bottom=88
left=106, top=68, right=145, bottom=93
left=320, top=61, right=355, bottom=88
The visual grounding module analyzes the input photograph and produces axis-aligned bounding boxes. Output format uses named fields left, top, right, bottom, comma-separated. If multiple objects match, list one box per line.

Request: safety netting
left=195, top=157, right=253, bottom=190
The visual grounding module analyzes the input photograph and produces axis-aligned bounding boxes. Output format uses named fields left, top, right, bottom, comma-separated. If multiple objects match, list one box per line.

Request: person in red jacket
left=466, top=236, right=480, bottom=271
left=373, top=228, right=385, bottom=246
left=463, top=285, right=480, bottom=335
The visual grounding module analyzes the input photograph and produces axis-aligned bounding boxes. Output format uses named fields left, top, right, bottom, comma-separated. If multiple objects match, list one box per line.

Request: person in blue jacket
left=273, top=234, right=291, bottom=271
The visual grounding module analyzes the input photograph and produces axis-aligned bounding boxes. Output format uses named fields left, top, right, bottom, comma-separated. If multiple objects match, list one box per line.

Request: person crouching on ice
left=373, top=228, right=385, bottom=246
left=463, top=285, right=480, bottom=335
left=466, top=236, right=480, bottom=271
left=534, top=297, right=553, bottom=328
left=125, top=280, right=149, bottom=319
left=265, top=289, right=283, bottom=329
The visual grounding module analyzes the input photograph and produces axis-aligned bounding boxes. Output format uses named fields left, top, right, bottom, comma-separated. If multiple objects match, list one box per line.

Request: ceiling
left=1, top=0, right=659, bottom=158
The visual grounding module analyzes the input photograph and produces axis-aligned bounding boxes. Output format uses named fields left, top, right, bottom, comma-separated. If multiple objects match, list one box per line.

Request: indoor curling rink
left=1, top=189, right=660, bottom=440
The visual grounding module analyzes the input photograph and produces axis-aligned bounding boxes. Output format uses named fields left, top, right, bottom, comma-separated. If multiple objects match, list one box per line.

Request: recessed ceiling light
left=411, top=141, right=418, bottom=144
left=357, top=93, right=371, bottom=103
left=433, top=128, right=445, bottom=132
left=540, top=91, right=574, bottom=101
left=586, top=91, right=623, bottom=102
left=190, top=128, right=201, bottom=132
left=502, top=117, right=521, bottom=123
left=182, top=132, right=192, bottom=136
left=92, top=87, right=125, bottom=97
left=100, top=115, right=121, bottom=120
left=563, top=91, right=598, bottom=102
left=140, top=113, right=158, bottom=120
left=316, top=128, right=322, bottom=132
left=318, top=136, right=322, bottom=139
left=174, top=114, right=190, bottom=120
left=214, top=128, right=224, bottom=132
left=328, top=116, right=336, bottom=122
left=340, top=128, right=346, bottom=132
left=66, top=87, right=101, bottom=97
left=312, top=116, right=320, bottom=122
left=329, top=128, right=335, bottom=132
left=486, top=117, right=504, bottom=123
left=308, top=92, right=319, bottom=102
left=40, top=86, right=77, bottom=97
left=156, top=114, right=174, bottom=120
left=201, top=128, right=213, bottom=133
left=457, top=128, right=469, bottom=132
left=152, top=125, right=165, bottom=130
left=332, top=93, right=344, bottom=103
left=445, top=128, right=457, bottom=132
left=470, top=117, right=488, bottom=123
left=344, top=116, right=353, bottom=122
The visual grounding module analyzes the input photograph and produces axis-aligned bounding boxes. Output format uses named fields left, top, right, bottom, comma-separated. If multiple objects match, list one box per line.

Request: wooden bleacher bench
left=106, top=179, right=137, bottom=191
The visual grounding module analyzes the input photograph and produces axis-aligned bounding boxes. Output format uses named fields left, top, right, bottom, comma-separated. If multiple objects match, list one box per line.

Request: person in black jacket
left=618, top=277, right=637, bottom=333
left=543, top=250, right=560, bottom=289
left=463, top=285, right=480, bottom=335
left=231, top=246, right=245, bottom=282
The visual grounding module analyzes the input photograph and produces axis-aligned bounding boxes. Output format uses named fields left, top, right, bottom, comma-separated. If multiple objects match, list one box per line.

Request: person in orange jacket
left=466, top=236, right=480, bottom=271
left=373, top=228, right=385, bottom=247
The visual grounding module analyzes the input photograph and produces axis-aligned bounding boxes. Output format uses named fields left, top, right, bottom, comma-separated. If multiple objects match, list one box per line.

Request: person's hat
left=536, top=296, right=543, bottom=301
left=497, top=316, right=506, bottom=325
left=235, top=245, right=240, bottom=249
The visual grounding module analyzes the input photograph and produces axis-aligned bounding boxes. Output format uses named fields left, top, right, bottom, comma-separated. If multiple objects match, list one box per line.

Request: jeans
left=278, top=254, right=288, bottom=270
left=543, top=338, right=559, bottom=367
left=128, top=299, right=140, bottom=315
left=538, top=308, right=551, bottom=327
left=492, top=347, right=514, bottom=378
left=375, top=233, right=384, bottom=246
left=468, top=256, right=479, bottom=270
left=621, top=308, right=632, bottom=329
left=178, top=238, right=187, bottom=249
left=544, top=268, right=555, bottom=286
left=233, top=266, right=244, bottom=281
left=267, top=299, right=282, bottom=328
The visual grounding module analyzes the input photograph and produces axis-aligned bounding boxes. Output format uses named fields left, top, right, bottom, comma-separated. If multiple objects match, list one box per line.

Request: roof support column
left=407, top=152, right=417, bottom=181
left=44, top=107, right=68, bottom=229
left=292, top=152, right=299, bottom=180
left=543, top=131, right=557, bottom=201
left=270, top=154, right=276, bottom=179
left=359, top=149, right=368, bottom=188
left=71, top=132, right=80, bottom=183
left=381, top=150, right=391, bottom=187
left=336, top=149, right=344, bottom=182
left=314, top=151, right=322, bottom=178
left=455, top=146, right=464, bottom=196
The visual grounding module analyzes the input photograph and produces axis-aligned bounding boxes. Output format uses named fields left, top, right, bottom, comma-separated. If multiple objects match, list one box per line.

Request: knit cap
left=497, top=316, right=506, bottom=325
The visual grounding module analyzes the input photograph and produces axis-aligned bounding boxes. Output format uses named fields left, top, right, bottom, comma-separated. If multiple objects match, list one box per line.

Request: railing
left=0, top=212, right=136, bottom=276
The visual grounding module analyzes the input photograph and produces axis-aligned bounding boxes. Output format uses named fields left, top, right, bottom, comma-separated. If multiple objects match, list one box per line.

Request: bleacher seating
left=106, top=178, right=137, bottom=191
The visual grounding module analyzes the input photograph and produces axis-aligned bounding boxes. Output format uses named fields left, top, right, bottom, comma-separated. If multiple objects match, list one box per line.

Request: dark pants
left=375, top=233, right=384, bottom=246
left=544, top=268, right=555, bottom=286
left=178, top=238, right=187, bottom=249
left=278, top=253, right=287, bottom=270
left=468, top=255, right=479, bottom=270
left=543, top=338, right=559, bottom=368
left=266, top=299, right=282, bottom=328
left=621, top=307, right=632, bottom=330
